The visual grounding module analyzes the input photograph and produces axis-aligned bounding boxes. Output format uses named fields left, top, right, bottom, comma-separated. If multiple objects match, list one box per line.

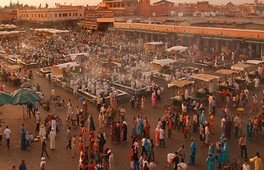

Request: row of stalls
left=168, top=59, right=264, bottom=107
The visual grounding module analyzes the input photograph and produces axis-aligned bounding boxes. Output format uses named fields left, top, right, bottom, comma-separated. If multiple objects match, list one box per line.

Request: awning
left=177, top=33, right=194, bottom=37
left=212, top=37, right=233, bottom=41
left=245, top=40, right=264, bottom=44
left=192, top=74, right=220, bottom=82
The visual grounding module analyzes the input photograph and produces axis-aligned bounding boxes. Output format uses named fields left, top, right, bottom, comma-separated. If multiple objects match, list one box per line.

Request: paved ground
left=0, top=65, right=263, bottom=170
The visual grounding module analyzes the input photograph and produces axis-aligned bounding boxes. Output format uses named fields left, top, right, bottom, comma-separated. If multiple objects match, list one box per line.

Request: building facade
left=111, top=22, right=264, bottom=58
left=17, top=7, right=84, bottom=22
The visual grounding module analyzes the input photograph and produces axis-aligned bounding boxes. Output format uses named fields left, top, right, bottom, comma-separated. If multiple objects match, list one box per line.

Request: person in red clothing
left=89, top=161, right=96, bottom=170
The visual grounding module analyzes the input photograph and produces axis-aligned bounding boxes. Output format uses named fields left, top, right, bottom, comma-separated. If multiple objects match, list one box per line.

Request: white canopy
left=192, top=74, right=220, bottom=82
left=166, top=46, right=188, bottom=53
left=0, top=31, right=22, bottom=35
left=150, top=59, right=176, bottom=67
left=245, top=60, right=264, bottom=65
left=145, top=42, right=164, bottom=45
left=34, top=28, right=69, bottom=34
left=69, top=53, right=88, bottom=61
left=55, top=62, right=79, bottom=69
left=231, top=63, right=252, bottom=71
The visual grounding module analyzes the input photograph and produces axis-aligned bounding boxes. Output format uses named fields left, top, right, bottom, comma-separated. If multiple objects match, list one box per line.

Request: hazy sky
left=0, top=0, right=254, bottom=7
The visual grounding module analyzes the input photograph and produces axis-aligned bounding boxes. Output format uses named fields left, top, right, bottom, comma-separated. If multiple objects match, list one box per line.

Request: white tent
left=166, top=46, right=188, bottom=53
left=150, top=59, right=176, bottom=71
left=69, top=53, right=88, bottom=61
left=55, top=62, right=79, bottom=69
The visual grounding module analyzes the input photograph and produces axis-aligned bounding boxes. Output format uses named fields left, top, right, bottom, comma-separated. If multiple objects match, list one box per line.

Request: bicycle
left=66, top=115, right=78, bottom=129
left=223, top=158, right=240, bottom=170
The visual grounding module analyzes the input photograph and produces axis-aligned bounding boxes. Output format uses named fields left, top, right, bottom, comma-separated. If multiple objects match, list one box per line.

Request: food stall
left=150, top=59, right=176, bottom=72
left=144, top=42, right=165, bottom=52
left=165, top=46, right=188, bottom=53
left=6, top=65, right=22, bottom=87
left=191, top=73, right=220, bottom=99
left=231, top=63, right=254, bottom=85
left=245, top=60, right=264, bottom=78
left=215, top=69, right=237, bottom=91
left=169, top=80, right=195, bottom=106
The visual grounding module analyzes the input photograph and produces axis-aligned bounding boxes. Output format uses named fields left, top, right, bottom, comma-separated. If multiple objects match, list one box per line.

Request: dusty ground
left=0, top=65, right=263, bottom=170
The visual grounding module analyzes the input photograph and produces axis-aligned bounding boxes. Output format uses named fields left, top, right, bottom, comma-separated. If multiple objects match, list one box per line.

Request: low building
left=17, top=6, right=84, bottom=22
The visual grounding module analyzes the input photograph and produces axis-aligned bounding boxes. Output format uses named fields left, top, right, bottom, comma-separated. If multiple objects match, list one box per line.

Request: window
left=41, top=14, right=43, bottom=18
left=35, top=14, right=37, bottom=17
left=38, top=14, right=40, bottom=18
left=69, top=13, right=71, bottom=16
left=59, top=13, right=61, bottom=17
left=76, top=13, right=77, bottom=16
left=80, top=14, right=82, bottom=17
left=26, top=14, right=28, bottom=17
left=55, top=13, right=57, bottom=17
left=31, top=14, right=33, bottom=17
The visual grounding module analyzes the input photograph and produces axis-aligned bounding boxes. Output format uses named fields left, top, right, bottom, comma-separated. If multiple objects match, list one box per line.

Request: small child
left=30, top=132, right=34, bottom=145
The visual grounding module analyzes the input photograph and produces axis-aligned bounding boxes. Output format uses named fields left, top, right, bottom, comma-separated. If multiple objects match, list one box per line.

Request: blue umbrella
left=10, top=88, right=40, bottom=105
left=0, top=91, right=12, bottom=106
left=10, top=88, right=40, bottom=119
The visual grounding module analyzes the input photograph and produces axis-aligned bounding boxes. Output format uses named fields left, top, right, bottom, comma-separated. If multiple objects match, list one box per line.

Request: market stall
left=215, top=69, right=238, bottom=91
left=165, top=46, right=188, bottom=53
left=150, top=59, right=176, bottom=72
left=144, top=42, right=165, bottom=52
left=245, top=60, right=264, bottom=78
left=231, top=63, right=253, bottom=71
left=191, top=73, right=220, bottom=99
left=169, top=80, right=195, bottom=106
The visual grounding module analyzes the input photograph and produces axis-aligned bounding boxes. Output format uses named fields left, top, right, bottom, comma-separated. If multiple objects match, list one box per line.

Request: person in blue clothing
left=20, top=124, right=26, bottom=151
left=246, top=119, right=253, bottom=139
left=206, top=153, right=215, bottom=170
left=222, top=139, right=229, bottom=164
left=208, top=143, right=215, bottom=155
left=137, top=116, right=144, bottom=139
left=189, top=138, right=197, bottom=165
left=216, top=142, right=224, bottom=169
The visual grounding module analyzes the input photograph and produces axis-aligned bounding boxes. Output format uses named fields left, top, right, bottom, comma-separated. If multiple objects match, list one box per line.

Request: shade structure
left=10, top=88, right=40, bottom=105
left=0, top=91, right=12, bottom=106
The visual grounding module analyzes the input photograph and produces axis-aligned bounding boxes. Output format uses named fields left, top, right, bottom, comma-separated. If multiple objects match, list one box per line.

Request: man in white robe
left=49, top=129, right=56, bottom=150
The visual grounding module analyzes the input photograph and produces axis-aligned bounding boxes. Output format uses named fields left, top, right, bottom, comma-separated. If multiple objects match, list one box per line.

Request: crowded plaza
left=0, top=23, right=264, bottom=170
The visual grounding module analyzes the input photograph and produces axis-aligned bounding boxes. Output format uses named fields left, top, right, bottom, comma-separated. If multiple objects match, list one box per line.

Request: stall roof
left=215, top=69, right=237, bottom=75
left=34, top=28, right=69, bottom=34
left=231, top=63, right=252, bottom=71
left=150, top=59, right=176, bottom=66
left=245, top=60, right=264, bottom=65
left=144, top=42, right=164, bottom=45
left=168, top=80, right=194, bottom=88
left=192, top=73, right=220, bottom=82
left=165, top=46, right=188, bottom=53
left=54, top=62, right=79, bottom=69
left=0, top=31, right=23, bottom=35
left=69, top=53, right=88, bottom=61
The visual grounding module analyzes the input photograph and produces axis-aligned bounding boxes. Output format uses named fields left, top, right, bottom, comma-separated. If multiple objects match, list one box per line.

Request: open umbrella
left=10, top=88, right=40, bottom=105
left=0, top=91, right=12, bottom=106
left=10, top=88, right=40, bottom=118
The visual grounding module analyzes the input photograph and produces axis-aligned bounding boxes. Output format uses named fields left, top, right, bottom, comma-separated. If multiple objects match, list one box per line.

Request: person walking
left=49, top=129, right=56, bottom=150
left=41, top=137, right=49, bottom=158
left=250, top=152, right=262, bottom=170
left=19, top=159, right=27, bottom=170
left=189, top=138, right=197, bottom=165
left=20, top=124, right=26, bottom=151
left=242, top=159, right=250, bottom=170
left=108, top=150, right=115, bottom=170
left=159, top=126, right=165, bottom=148
left=72, top=135, right=77, bottom=158
left=206, top=153, right=215, bottom=170
left=66, top=127, right=72, bottom=150
left=239, top=134, right=248, bottom=159
left=35, top=112, right=41, bottom=132
left=0, top=124, right=2, bottom=145
left=4, top=125, right=11, bottom=149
